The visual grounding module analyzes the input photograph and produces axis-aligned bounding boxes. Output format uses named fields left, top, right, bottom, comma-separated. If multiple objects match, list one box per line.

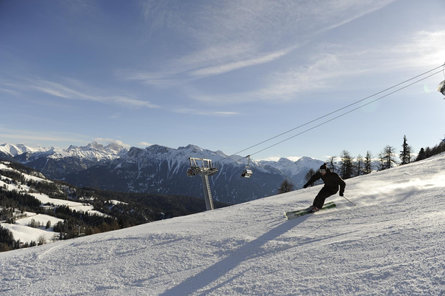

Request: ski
left=284, top=201, right=336, bottom=220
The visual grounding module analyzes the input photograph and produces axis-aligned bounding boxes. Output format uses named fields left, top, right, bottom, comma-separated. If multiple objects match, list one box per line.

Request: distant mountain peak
left=86, top=141, right=104, bottom=149
left=277, top=157, right=295, bottom=164
left=0, top=143, right=48, bottom=157
left=180, top=144, right=203, bottom=152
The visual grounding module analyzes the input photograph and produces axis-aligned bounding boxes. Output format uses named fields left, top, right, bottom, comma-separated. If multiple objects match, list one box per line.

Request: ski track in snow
left=1, top=154, right=445, bottom=295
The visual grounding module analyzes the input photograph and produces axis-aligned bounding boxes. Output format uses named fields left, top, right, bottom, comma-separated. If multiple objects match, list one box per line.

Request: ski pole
left=341, top=195, right=356, bottom=206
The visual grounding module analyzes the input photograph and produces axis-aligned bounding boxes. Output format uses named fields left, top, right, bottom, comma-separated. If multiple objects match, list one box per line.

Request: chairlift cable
left=231, top=63, right=445, bottom=157
left=248, top=69, right=444, bottom=157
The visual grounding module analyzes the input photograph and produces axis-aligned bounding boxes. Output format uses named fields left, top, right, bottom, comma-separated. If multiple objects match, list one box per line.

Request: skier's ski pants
left=313, top=187, right=338, bottom=208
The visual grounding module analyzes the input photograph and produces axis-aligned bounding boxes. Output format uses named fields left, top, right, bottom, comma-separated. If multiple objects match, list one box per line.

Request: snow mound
left=1, top=154, right=445, bottom=295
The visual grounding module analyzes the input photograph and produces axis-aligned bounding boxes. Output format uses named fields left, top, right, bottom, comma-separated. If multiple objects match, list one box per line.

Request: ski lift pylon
left=186, top=157, right=218, bottom=211
left=241, top=155, right=253, bottom=178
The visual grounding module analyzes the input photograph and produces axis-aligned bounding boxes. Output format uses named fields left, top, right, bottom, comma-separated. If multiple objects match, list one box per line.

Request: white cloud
left=190, top=46, right=296, bottom=77
left=138, top=141, right=153, bottom=147
left=0, top=127, right=89, bottom=145
left=258, top=156, right=281, bottom=162
left=132, top=0, right=396, bottom=87
left=257, top=155, right=302, bottom=162
left=93, top=138, right=131, bottom=148
left=3, top=78, right=160, bottom=109
left=110, top=95, right=159, bottom=109
left=188, top=29, right=445, bottom=104
left=119, top=45, right=292, bottom=86
left=173, top=107, right=239, bottom=117
left=387, top=30, right=445, bottom=68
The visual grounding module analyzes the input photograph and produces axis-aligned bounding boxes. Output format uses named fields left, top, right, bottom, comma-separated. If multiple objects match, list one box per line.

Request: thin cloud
left=118, top=69, right=192, bottom=88
left=173, top=107, right=239, bottom=117
left=187, top=29, right=445, bottom=104
left=0, top=87, right=19, bottom=96
left=190, top=46, right=296, bottom=77
left=3, top=78, right=160, bottom=109
left=0, top=127, right=89, bottom=145
left=132, top=0, right=396, bottom=87
left=120, top=46, right=297, bottom=89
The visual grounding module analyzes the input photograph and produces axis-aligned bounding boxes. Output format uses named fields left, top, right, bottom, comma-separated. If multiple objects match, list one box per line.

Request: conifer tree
left=378, top=152, right=386, bottom=171
left=355, top=154, right=364, bottom=176
left=425, top=147, right=432, bottom=158
left=400, top=135, right=412, bottom=165
left=364, top=151, right=372, bottom=174
left=416, top=148, right=426, bottom=161
left=340, top=150, right=353, bottom=179
left=380, top=145, right=397, bottom=170
left=278, top=179, right=294, bottom=194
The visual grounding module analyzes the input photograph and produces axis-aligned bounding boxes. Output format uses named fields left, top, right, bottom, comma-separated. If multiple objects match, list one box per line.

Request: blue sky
left=1, top=0, right=445, bottom=161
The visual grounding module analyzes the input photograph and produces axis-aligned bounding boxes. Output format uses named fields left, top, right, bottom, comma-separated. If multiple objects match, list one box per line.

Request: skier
left=303, top=163, right=345, bottom=212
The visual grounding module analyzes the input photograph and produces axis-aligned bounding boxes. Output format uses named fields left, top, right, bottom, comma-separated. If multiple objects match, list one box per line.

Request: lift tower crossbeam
left=186, top=157, right=218, bottom=211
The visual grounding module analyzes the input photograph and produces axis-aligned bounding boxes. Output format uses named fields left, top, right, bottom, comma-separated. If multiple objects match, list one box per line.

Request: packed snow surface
left=1, top=154, right=445, bottom=295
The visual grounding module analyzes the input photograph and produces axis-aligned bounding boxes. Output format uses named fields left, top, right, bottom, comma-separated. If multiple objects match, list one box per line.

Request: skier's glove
left=339, top=192, right=344, bottom=196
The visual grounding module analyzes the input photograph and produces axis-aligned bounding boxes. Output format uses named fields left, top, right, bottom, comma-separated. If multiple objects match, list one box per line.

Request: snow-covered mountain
left=1, top=142, right=324, bottom=204
left=1, top=152, right=444, bottom=295
left=259, top=156, right=324, bottom=180
left=1, top=141, right=128, bottom=162
left=0, top=143, right=47, bottom=157
left=60, top=141, right=128, bottom=161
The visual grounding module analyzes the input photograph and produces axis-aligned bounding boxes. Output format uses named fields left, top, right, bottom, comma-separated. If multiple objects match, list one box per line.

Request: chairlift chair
left=241, top=168, right=253, bottom=178
left=438, top=80, right=445, bottom=96
left=241, top=155, right=253, bottom=178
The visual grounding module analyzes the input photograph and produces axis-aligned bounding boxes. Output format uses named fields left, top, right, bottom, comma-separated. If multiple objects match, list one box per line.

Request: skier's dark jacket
left=304, top=168, right=346, bottom=196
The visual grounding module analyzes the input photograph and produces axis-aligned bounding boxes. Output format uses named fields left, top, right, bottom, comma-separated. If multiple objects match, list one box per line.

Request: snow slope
left=0, top=161, right=109, bottom=244
left=1, top=154, right=445, bottom=295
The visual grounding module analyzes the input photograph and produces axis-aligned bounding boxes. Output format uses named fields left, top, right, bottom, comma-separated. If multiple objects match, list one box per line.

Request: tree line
left=279, top=135, right=445, bottom=193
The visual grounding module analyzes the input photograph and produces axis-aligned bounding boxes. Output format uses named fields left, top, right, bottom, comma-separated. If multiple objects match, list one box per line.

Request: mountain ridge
left=0, top=142, right=324, bottom=204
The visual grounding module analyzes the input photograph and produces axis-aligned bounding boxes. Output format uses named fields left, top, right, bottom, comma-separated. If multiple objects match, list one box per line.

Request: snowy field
left=0, top=222, right=59, bottom=244
left=1, top=162, right=110, bottom=244
left=0, top=213, right=63, bottom=244
left=1, top=154, right=444, bottom=295
left=28, top=192, right=108, bottom=217
left=0, top=162, right=51, bottom=184
left=0, top=165, right=107, bottom=218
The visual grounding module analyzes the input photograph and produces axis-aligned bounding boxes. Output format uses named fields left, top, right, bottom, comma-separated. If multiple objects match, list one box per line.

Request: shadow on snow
left=160, top=215, right=311, bottom=296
